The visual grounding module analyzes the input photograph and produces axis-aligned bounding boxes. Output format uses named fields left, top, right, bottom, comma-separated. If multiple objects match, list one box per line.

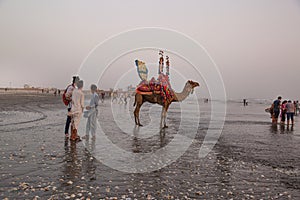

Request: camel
left=133, top=80, right=200, bottom=128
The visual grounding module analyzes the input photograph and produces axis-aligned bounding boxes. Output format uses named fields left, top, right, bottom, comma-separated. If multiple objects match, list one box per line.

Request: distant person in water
left=101, top=92, right=105, bottom=103
left=124, top=93, right=128, bottom=105
left=112, top=92, right=118, bottom=103
left=286, top=100, right=295, bottom=126
left=294, top=101, right=298, bottom=116
left=280, top=100, right=287, bottom=124
left=69, top=80, right=84, bottom=142
left=243, top=99, right=247, bottom=106
left=272, top=96, right=282, bottom=124
left=64, top=76, right=80, bottom=138
left=83, top=84, right=99, bottom=140
left=296, top=101, right=299, bottom=116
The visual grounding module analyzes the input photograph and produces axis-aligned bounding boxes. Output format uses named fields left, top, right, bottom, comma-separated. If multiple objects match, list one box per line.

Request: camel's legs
left=134, top=104, right=139, bottom=125
left=134, top=103, right=143, bottom=126
left=164, top=104, right=170, bottom=128
left=134, top=94, right=144, bottom=126
left=161, top=104, right=170, bottom=128
left=160, top=108, right=166, bottom=128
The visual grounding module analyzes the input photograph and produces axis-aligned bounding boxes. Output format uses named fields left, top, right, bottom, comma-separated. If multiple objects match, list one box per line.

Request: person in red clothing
left=280, top=100, right=287, bottom=125
left=64, top=76, right=80, bottom=138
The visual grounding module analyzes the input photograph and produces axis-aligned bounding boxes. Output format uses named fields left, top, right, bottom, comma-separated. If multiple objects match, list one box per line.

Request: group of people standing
left=64, top=76, right=99, bottom=142
left=271, top=96, right=298, bottom=126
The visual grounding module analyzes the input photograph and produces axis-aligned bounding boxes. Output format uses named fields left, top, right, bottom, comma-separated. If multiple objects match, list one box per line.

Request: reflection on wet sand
left=83, top=138, right=96, bottom=153
left=159, top=128, right=167, bottom=147
left=62, top=140, right=81, bottom=182
left=132, top=126, right=141, bottom=153
left=132, top=126, right=167, bottom=153
left=287, top=125, right=294, bottom=132
left=270, top=124, right=278, bottom=133
left=82, top=140, right=97, bottom=181
left=271, top=124, right=294, bottom=134
left=62, top=138, right=97, bottom=186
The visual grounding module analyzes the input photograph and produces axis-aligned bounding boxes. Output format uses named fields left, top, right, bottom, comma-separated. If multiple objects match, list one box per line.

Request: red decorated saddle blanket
left=136, top=74, right=174, bottom=103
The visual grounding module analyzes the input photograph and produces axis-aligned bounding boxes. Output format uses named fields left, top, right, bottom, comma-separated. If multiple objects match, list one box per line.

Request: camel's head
left=186, top=80, right=200, bottom=94
left=187, top=80, right=200, bottom=88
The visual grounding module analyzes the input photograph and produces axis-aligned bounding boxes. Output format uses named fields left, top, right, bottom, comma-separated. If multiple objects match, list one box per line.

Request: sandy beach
left=0, top=93, right=300, bottom=199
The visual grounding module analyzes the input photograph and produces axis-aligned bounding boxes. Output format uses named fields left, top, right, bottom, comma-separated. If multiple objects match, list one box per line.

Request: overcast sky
left=0, top=0, right=300, bottom=100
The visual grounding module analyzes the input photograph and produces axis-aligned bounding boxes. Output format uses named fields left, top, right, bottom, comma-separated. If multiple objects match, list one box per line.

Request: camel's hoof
left=163, top=125, right=168, bottom=129
left=138, top=124, right=143, bottom=127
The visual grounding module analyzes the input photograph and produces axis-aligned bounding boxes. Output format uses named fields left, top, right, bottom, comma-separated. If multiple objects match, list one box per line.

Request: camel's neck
left=173, top=84, right=192, bottom=102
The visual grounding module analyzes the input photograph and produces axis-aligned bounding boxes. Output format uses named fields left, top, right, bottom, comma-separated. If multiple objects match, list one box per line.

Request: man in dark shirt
left=272, top=96, right=282, bottom=124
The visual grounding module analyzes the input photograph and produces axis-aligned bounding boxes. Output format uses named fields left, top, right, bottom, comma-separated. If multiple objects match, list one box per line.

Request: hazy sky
left=1, top=0, right=300, bottom=100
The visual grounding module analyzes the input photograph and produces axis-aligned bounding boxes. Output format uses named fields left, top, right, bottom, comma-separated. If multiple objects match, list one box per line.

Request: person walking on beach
left=112, top=91, right=118, bottom=103
left=295, top=101, right=299, bottom=116
left=124, top=92, right=128, bottom=105
left=286, top=100, right=295, bottom=126
left=243, top=99, right=248, bottom=106
left=83, top=84, right=99, bottom=140
left=297, top=101, right=299, bottom=116
left=280, top=100, right=287, bottom=124
left=294, top=101, right=298, bottom=116
left=69, top=80, right=84, bottom=142
left=64, top=76, right=80, bottom=138
left=272, top=96, right=282, bottom=124
left=101, top=92, right=105, bottom=103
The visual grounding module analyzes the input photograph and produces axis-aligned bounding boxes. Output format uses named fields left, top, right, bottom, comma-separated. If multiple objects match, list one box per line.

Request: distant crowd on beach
left=268, top=96, right=299, bottom=126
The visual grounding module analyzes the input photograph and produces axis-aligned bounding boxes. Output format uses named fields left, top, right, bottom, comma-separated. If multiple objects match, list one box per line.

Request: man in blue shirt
left=83, top=84, right=99, bottom=140
left=272, top=96, right=282, bottom=124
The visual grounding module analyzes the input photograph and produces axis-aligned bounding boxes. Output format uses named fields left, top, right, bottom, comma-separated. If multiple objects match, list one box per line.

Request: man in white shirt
left=70, top=80, right=84, bottom=142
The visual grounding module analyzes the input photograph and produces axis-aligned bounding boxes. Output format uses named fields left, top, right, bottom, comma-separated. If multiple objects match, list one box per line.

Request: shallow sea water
left=0, top=94, right=299, bottom=199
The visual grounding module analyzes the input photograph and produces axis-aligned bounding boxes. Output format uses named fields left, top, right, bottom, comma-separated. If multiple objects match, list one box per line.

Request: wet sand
left=0, top=93, right=299, bottom=199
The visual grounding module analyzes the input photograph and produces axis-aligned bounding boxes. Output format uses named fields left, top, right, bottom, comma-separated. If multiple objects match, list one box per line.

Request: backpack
left=62, top=85, right=72, bottom=106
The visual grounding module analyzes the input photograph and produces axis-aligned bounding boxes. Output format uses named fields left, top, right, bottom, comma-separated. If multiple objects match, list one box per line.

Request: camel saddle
left=136, top=74, right=174, bottom=103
